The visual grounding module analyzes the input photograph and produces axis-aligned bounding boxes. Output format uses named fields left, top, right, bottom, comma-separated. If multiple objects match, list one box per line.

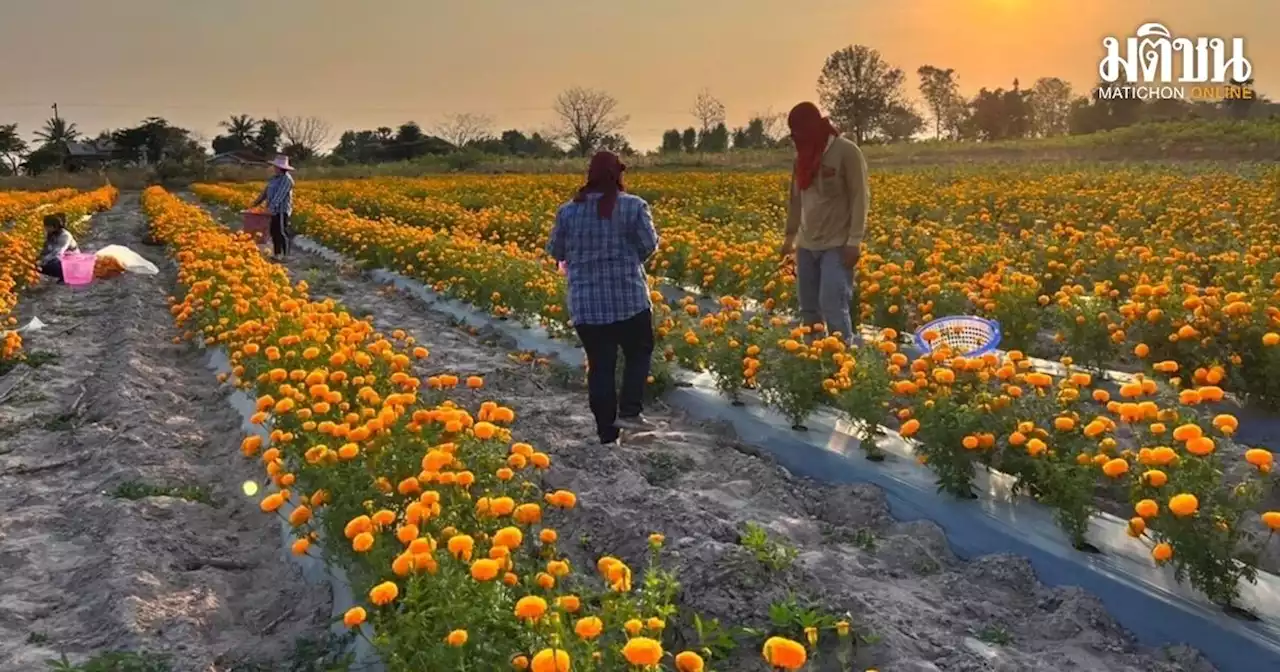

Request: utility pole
left=52, top=103, right=59, bottom=122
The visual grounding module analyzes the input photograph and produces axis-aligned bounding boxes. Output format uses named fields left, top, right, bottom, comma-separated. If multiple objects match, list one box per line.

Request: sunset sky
left=2, top=0, right=1275, bottom=152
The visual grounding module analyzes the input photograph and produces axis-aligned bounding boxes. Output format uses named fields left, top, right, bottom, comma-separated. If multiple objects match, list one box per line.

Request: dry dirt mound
left=272, top=245, right=1216, bottom=672
left=0, top=195, right=332, bottom=671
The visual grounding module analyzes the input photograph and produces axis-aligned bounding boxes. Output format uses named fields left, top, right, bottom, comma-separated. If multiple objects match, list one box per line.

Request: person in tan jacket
left=779, top=102, right=869, bottom=345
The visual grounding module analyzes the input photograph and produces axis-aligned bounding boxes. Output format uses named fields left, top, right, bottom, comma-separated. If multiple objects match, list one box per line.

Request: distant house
left=65, top=139, right=119, bottom=170
left=208, top=150, right=266, bottom=168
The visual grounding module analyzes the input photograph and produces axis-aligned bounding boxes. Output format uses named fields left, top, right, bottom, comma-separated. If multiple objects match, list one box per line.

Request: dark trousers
left=269, top=213, right=291, bottom=257
left=38, top=258, right=63, bottom=282
left=574, top=309, right=654, bottom=443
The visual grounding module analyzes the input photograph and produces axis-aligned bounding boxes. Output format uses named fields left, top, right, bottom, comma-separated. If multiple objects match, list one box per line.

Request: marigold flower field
left=1, top=186, right=117, bottom=358
left=4, top=168, right=1279, bottom=670
left=189, top=169, right=1280, bottom=612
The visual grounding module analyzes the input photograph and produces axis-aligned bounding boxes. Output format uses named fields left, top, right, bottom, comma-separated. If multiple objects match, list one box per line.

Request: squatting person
left=36, top=213, right=78, bottom=283
left=779, top=101, right=870, bottom=345
left=547, top=150, right=660, bottom=445
left=251, top=154, right=296, bottom=259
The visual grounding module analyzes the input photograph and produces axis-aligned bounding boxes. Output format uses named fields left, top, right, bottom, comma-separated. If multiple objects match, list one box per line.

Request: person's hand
left=841, top=245, right=861, bottom=269
left=779, top=238, right=795, bottom=260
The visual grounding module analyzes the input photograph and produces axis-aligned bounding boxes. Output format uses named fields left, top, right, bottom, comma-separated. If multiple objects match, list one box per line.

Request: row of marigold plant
left=145, top=186, right=836, bottom=671
left=1, top=186, right=118, bottom=360
left=190, top=182, right=1280, bottom=611
left=0, top=187, right=79, bottom=224
left=211, top=171, right=1280, bottom=407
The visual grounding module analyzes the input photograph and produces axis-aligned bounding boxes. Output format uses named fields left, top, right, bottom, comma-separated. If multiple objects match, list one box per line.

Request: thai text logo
left=1097, top=23, right=1253, bottom=100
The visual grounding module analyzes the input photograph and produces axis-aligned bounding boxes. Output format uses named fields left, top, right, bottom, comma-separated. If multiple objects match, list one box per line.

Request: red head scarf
left=574, top=150, right=627, bottom=219
left=787, top=102, right=840, bottom=191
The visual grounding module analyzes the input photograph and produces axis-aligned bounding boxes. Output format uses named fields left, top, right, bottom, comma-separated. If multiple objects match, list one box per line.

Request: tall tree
left=817, top=45, right=907, bottom=144
left=218, top=115, right=258, bottom=147
left=917, top=65, right=959, bottom=139
left=968, top=81, right=1033, bottom=141
left=23, top=145, right=64, bottom=175
left=0, top=124, right=27, bottom=174
left=1028, top=77, right=1073, bottom=137
left=690, top=88, right=726, bottom=134
left=696, top=123, right=730, bottom=152
left=278, top=116, right=332, bottom=159
left=435, top=113, right=494, bottom=149
left=552, top=86, right=628, bottom=156
left=880, top=103, right=925, bottom=142
left=681, top=127, right=697, bottom=153
left=733, top=111, right=785, bottom=149
left=1003, top=79, right=1033, bottom=139
left=732, top=118, right=768, bottom=149
left=332, top=130, right=381, bottom=164
left=660, top=129, right=684, bottom=153
left=35, top=116, right=79, bottom=147
left=753, top=110, right=785, bottom=144
left=253, top=119, right=282, bottom=157
left=112, top=117, right=204, bottom=164
left=392, top=121, right=428, bottom=160
left=599, top=134, right=635, bottom=157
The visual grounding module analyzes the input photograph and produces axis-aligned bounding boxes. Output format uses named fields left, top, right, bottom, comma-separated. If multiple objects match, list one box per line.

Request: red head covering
left=574, top=150, right=627, bottom=219
left=787, top=102, right=840, bottom=191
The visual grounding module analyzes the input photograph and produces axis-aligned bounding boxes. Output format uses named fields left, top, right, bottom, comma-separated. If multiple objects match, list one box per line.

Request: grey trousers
left=796, top=247, right=856, bottom=344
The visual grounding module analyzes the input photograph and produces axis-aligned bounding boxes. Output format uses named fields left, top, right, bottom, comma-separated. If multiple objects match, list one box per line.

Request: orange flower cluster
left=890, top=341, right=1278, bottom=606
left=143, top=186, right=748, bottom=671
left=203, top=170, right=1280, bottom=404
left=0, top=187, right=78, bottom=223
left=0, top=186, right=118, bottom=360
left=188, top=172, right=1280, bottom=608
left=192, top=183, right=573, bottom=337
left=93, top=255, right=125, bottom=279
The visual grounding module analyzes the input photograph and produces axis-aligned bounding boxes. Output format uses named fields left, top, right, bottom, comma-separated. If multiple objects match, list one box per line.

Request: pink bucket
left=242, top=210, right=271, bottom=245
left=61, top=252, right=97, bottom=286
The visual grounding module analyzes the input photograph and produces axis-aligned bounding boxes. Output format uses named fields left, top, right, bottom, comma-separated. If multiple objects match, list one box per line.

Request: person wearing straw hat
left=250, top=155, right=296, bottom=259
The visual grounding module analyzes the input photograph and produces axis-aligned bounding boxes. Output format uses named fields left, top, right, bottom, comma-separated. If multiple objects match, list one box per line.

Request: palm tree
left=34, top=117, right=79, bottom=147
left=219, top=114, right=258, bottom=146
left=0, top=123, right=27, bottom=174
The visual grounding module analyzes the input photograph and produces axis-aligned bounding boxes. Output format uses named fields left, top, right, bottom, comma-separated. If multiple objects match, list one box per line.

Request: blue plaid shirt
left=255, top=173, right=294, bottom=215
left=547, top=193, right=658, bottom=326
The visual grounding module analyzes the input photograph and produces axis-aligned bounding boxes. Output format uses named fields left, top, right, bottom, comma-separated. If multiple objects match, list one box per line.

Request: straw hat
left=270, top=155, right=295, bottom=171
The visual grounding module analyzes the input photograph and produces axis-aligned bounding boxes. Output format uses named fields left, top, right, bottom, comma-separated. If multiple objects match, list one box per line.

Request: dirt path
left=0, top=194, right=333, bottom=672
left=263, top=237, right=1213, bottom=671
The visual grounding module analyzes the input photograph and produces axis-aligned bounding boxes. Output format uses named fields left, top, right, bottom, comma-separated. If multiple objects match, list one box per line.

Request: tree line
left=0, top=87, right=631, bottom=176
left=657, top=45, right=1271, bottom=150
left=2, top=42, right=1273, bottom=176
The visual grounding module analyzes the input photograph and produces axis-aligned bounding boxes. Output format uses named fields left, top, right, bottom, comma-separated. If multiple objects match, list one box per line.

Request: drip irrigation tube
left=290, top=235, right=1280, bottom=672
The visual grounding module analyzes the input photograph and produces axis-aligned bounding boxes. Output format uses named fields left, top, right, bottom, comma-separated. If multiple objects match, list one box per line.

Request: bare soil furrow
left=0, top=195, right=333, bottom=672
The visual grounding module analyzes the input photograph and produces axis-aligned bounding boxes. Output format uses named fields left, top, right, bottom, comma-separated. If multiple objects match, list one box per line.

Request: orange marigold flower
left=514, top=595, right=548, bottom=621
left=369, top=581, right=399, bottom=606
left=530, top=648, right=570, bottom=672
left=675, top=651, right=706, bottom=672
left=762, top=636, right=808, bottom=670
left=470, top=558, right=500, bottom=581
left=342, top=606, right=366, bottom=628
left=622, top=637, right=664, bottom=666
left=574, top=616, right=603, bottom=640
left=1169, top=493, right=1199, bottom=517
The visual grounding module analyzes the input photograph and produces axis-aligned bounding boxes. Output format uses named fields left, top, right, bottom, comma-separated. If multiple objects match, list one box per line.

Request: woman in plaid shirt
left=547, top=151, right=660, bottom=445
left=250, top=155, right=295, bottom=259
